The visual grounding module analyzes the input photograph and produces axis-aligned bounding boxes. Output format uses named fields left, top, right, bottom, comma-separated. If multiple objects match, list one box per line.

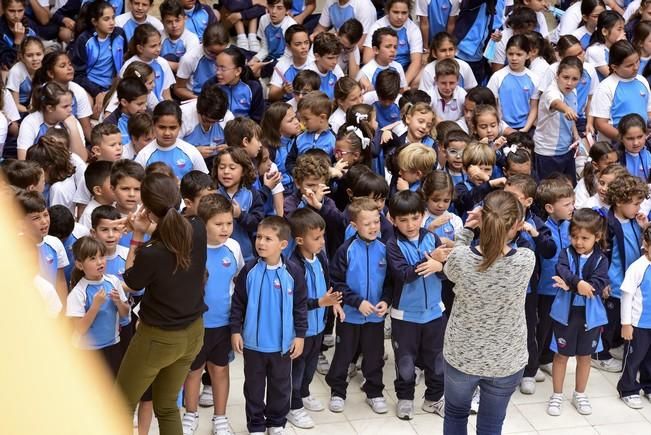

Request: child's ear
left=92, top=185, right=103, bottom=197
left=183, top=198, right=193, bottom=210
left=544, top=203, right=554, bottom=215
left=90, top=228, right=97, bottom=238
left=416, top=170, right=423, bottom=179
left=280, top=239, right=289, bottom=250
left=524, top=197, right=534, bottom=209
left=74, top=259, right=84, bottom=271
left=294, top=236, right=304, bottom=246
left=345, top=187, right=353, bottom=199
left=90, top=145, right=100, bottom=157
left=350, top=221, right=358, bottom=231
left=119, top=98, right=128, bottom=108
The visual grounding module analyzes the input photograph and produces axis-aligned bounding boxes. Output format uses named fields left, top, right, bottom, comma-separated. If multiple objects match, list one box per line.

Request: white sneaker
left=535, top=369, right=546, bottom=382
left=396, top=399, right=414, bottom=420
left=547, top=393, right=563, bottom=416
left=539, top=363, right=553, bottom=376
left=212, top=416, right=234, bottom=435
left=366, top=397, right=388, bottom=414
left=250, top=432, right=265, bottom=435
left=422, top=397, right=445, bottom=417
left=645, top=392, right=651, bottom=403
left=267, top=427, right=284, bottom=435
left=346, top=363, right=357, bottom=381
left=287, top=408, right=314, bottom=429
left=590, top=357, right=622, bottom=372
left=610, top=345, right=625, bottom=361
left=622, top=394, right=644, bottom=409
left=182, top=412, right=199, bottom=435
left=329, top=396, right=345, bottom=413
left=414, top=367, right=424, bottom=386
left=200, top=384, right=214, bottom=407
left=470, top=388, right=480, bottom=415
left=302, top=395, right=324, bottom=412
left=323, top=334, right=335, bottom=347
left=572, top=391, right=592, bottom=415
left=316, top=353, right=330, bottom=375
left=248, top=34, right=260, bottom=52
left=519, top=377, right=536, bottom=395
left=235, top=34, right=249, bottom=50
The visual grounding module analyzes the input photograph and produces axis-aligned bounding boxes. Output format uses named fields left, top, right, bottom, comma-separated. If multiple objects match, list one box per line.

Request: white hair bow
left=502, top=144, right=518, bottom=156
left=355, top=112, right=368, bottom=124
left=346, top=125, right=370, bottom=150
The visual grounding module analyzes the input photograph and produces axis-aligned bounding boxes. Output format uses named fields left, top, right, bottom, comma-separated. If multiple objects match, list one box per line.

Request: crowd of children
left=4, top=0, right=651, bottom=434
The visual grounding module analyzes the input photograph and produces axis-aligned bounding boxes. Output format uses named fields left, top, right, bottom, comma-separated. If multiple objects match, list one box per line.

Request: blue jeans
left=444, top=361, right=524, bottom=435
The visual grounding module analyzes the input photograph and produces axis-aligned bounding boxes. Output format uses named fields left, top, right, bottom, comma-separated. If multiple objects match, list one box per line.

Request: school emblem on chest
left=222, top=257, right=232, bottom=267
left=176, top=159, right=187, bottom=169
left=273, top=278, right=282, bottom=289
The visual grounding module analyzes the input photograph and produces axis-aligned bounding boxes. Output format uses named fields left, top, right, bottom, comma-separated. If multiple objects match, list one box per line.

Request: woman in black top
left=116, top=173, right=207, bottom=435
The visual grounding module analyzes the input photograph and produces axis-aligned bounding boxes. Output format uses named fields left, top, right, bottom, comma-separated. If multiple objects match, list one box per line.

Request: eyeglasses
left=334, top=149, right=354, bottom=157
left=446, top=149, right=464, bottom=158
left=215, top=65, right=237, bottom=72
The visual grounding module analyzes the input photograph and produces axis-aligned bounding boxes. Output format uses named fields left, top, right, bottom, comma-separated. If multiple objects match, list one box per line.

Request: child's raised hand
left=263, top=171, right=282, bottom=189
left=232, top=200, right=242, bottom=218
left=282, top=81, right=294, bottom=94
left=92, top=288, right=107, bottom=308
left=465, top=207, right=482, bottom=229
left=493, top=136, right=507, bottom=149
left=552, top=276, right=569, bottom=292
left=109, top=289, right=122, bottom=304
left=290, top=337, right=304, bottom=359
left=314, top=183, right=330, bottom=203
left=522, top=222, right=539, bottom=237
left=636, top=212, right=649, bottom=230
left=564, top=109, right=579, bottom=121
left=467, top=165, right=490, bottom=183
left=621, top=324, right=634, bottom=341
left=381, top=129, right=393, bottom=144
left=430, top=246, right=452, bottom=263
left=427, top=214, right=451, bottom=231
left=358, top=300, right=375, bottom=316
left=333, top=303, right=346, bottom=322
left=62, top=17, right=75, bottom=30
left=319, top=288, right=343, bottom=307
left=415, top=252, right=443, bottom=277
left=196, top=145, right=219, bottom=159
left=375, top=301, right=388, bottom=317
left=13, top=22, right=25, bottom=44
left=488, top=177, right=507, bottom=188
left=330, top=160, right=348, bottom=179
left=577, top=280, right=595, bottom=298
left=396, top=177, right=410, bottom=191
left=231, top=333, right=244, bottom=353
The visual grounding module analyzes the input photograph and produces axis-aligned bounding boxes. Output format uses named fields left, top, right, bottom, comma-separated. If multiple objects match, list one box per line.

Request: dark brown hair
left=141, top=173, right=192, bottom=271
left=478, top=190, right=525, bottom=271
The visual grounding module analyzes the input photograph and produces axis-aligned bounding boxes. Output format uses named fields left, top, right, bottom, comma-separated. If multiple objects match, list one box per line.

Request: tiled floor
left=140, top=339, right=651, bottom=435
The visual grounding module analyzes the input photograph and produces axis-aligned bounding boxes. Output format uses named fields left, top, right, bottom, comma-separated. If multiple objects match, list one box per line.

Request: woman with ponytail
left=442, top=190, right=536, bottom=434
left=116, top=173, right=207, bottom=435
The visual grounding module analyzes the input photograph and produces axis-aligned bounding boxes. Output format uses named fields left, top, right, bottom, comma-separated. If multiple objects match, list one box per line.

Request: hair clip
left=346, top=125, right=370, bottom=150
left=593, top=207, right=607, bottom=218
left=134, top=70, right=142, bottom=78
left=355, top=112, right=368, bottom=124
left=585, top=156, right=592, bottom=163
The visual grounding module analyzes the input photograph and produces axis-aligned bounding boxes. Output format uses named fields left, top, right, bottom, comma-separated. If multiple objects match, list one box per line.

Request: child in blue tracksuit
left=230, top=217, right=308, bottom=434
left=535, top=177, right=575, bottom=376
left=326, top=198, right=391, bottom=414
left=386, top=191, right=448, bottom=420
left=286, top=208, right=345, bottom=429
left=594, top=174, right=649, bottom=372
left=182, top=0, right=218, bottom=42
left=547, top=208, right=609, bottom=417
left=617, top=226, right=651, bottom=409
left=505, top=175, right=557, bottom=394
left=69, top=0, right=127, bottom=106
left=214, top=147, right=265, bottom=262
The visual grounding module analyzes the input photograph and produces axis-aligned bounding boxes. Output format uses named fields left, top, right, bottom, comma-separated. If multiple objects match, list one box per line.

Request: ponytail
left=478, top=190, right=524, bottom=271
left=140, top=173, right=192, bottom=271
left=157, top=207, right=193, bottom=271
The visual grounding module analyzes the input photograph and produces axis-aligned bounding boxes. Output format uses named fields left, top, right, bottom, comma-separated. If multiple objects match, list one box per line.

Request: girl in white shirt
left=585, top=10, right=625, bottom=79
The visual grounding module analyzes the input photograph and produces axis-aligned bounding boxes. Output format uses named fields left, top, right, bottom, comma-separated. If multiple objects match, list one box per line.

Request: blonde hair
left=348, top=197, right=379, bottom=222
left=402, top=101, right=435, bottom=122
left=397, top=143, right=437, bottom=174
left=478, top=190, right=524, bottom=271
left=462, top=141, right=496, bottom=169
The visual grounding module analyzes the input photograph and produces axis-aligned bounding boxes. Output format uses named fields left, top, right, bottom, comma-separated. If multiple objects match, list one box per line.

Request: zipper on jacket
left=256, top=268, right=265, bottom=347
left=366, top=243, right=370, bottom=318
